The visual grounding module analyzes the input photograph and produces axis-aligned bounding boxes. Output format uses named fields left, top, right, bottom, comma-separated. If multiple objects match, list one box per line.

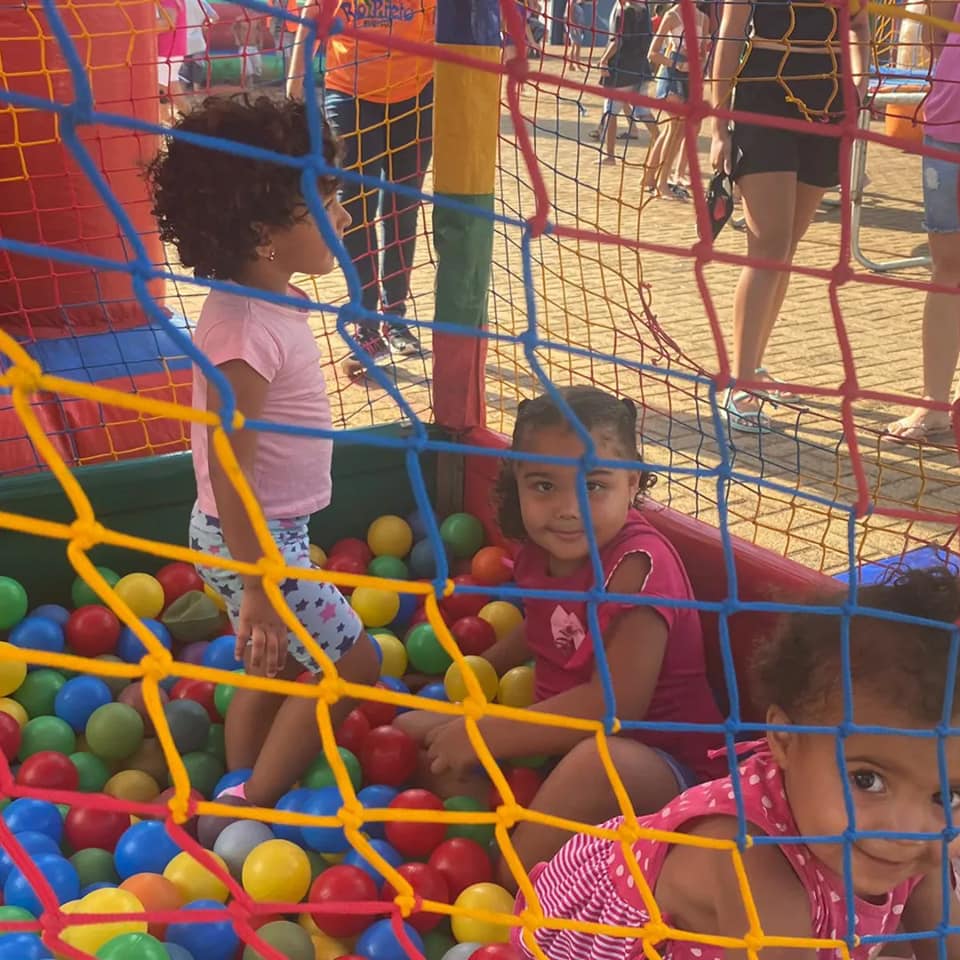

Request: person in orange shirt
left=287, top=0, right=435, bottom=365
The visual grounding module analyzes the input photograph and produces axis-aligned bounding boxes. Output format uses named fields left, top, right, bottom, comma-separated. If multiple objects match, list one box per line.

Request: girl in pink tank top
left=515, top=567, right=960, bottom=960
left=397, top=387, right=723, bottom=889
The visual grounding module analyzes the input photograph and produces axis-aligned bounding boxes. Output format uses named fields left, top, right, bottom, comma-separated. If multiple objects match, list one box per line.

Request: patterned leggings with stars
left=189, top=505, right=361, bottom=674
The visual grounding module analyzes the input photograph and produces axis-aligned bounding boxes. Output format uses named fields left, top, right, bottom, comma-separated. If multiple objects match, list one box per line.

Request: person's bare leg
left=495, top=738, right=681, bottom=892
left=644, top=117, right=670, bottom=192
left=655, top=113, right=684, bottom=195
left=243, top=634, right=380, bottom=808
left=603, top=100, right=619, bottom=163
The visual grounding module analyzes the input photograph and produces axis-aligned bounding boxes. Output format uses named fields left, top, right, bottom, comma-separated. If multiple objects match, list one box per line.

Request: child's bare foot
left=600, top=154, right=616, bottom=165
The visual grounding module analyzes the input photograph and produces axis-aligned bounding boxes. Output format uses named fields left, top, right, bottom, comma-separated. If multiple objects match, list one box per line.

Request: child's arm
left=901, top=866, right=960, bottom=960
left=597, top=6, right=622, bottom=70
left=648, top=10, right=678, bottom=69
left=285, top=0, right=316, bottom=99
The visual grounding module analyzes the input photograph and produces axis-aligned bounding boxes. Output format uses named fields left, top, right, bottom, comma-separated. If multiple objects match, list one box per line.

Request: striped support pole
left=431, top=0, right=501, bottom=431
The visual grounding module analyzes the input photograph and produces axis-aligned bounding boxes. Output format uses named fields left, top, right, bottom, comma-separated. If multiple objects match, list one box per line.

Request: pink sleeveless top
left=514, top=747, right=921, bottom=960
left=513, top=509, right=723, bottom=780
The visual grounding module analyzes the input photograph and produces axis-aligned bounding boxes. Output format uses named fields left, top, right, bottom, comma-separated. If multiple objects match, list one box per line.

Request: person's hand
left=710, top=123, right=733, bottom=175
left=237, top=582, right=288, bottom=678
left=393, top=709, right=450, bottom=743
left=424, top=718, right=478, bottom=777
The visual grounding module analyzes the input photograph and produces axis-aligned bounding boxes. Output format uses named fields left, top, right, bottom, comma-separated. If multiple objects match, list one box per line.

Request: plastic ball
left=242, top=838, right=312, bottom=903
left=85, top=703, right=144, bottom=761
left=440, top=577, right=489, bottom=622
left=0, top=645, right=26, bottom=700
left=443, top=657, right=498, bottom=704
left=357, top=684, right=398, bottom=729
left=469, top=945, right=520, bottom=960
left=307, top=863, right=379, bottom=937
left=359, top=725, right=417, bottom=788
left=163, top=851, right=229, bottom=904
left=65, top=805, right=131, bottom=853
left=427, top=839, right=493, bottom=900
left=113, top=573, right=165, bottom=619
left=12, top=668, right=65, bottom=719
left=470, top=547, right=513, bottom=587
left=116, top=619, right=171, bottom=664
left=115, top=682, right=165, bottom=737
left=490, top=767, right=543, bottom=809
left=309, top=544, right=328, bottom=567
left=497, top=666, right=534, bottom=708
left=60, top=886, right=147, bottom=954
left=95, top=931, right=170, bottom=960
left=104, top=769, right=160, bottom=803
left=118, top=872, right=183, bottom=939
left=368, top=556, right=409, bottom=581
left=9, top=616, right=64, bottom=657
left=330, top=537, right=374, bottom=566
left=335, top=709, right=371, bottom=757
left=164, top=898, right=238, bottom=960
left=341, top=838, right=403, bottom=888
left=93, top=655, right=131, bottom=697
left=212, top=767, right=251, bottom=798
left=477, top=602, right=523, bottom=641
left=214, top=678, right=239, bottom=720
left=243, top=919, right=314, bottom=960
left=303, top=746, right=363, bottom=792
left=439, top=514, right=484, bottom=560
left=114, top=820, right=181, bottom=878
left=202, top=635, right=243, bottom=672
left=18, top=715, right=75, bottom=759
left=299, top=787, right=349, bottom=854
left=450, top=883, right=514, bottom=944
left=123, top=738, right=167, bottom=786
left=195, top=793, right=248, bottom=848
left=352, top=588, right=400, bottom=629
left=70, top=751, right=110, bottom=795
left=0, top=832, right=60, bottom=884
left=71, top=568, right=120, bottom=608
left=69, top=847, right=119, bottom=889
left=450, top=617, right=496, bottom=658
left=367, top=516, right=414, bottom=559
left=212, top=820, right=273, bottom=879
left=63, top=605, right=120, bottom=658
left=384, top=789, right=447, bottom=859
left=408, top=538, right=451, bottom=580
left=4, top=854, right=79, bottom=914
left=416, top=683, right=447, bottom=705
left=323, top=554, right=366, bottom=594
left=169, top=679, right=219, bottom=722
left=356, top=918, right=424, bottom=960
left=0, top=933, right=51, bottom=960
left=382, top=861, right=450, bottom=933
left=164, top=699, right=211, bottom=755
left=178, top=640, right=210, bottom=665
left=356, top=784, right=398, bottom=841
left=154, top=562, right=205, bottom=608
left=372, top=633, right=407, bottom=679
left=0, top=579, right=28, bottom=632
left=0, top=712, right=21, bottom=761
left=0, top=698, right=27, bottom=727
left=405, top=624, right=452, bottom=675
left=422, top=931, right=456, bottom=960
left=442, top=796, right=494, bottom=850
left=30, top=603, right=68, bottom=626
left=54, top=675, right=113, bottom=732
left=3, top=798, right=62, bottom=841
left=16, top=750, right=79, bottom=791
left=270, top=787, right=314, bottom=844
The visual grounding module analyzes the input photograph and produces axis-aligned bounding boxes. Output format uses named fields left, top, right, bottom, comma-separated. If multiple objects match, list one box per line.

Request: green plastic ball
left=302, top=746, right=362, bottom=792
left=512, top=754, right=550, bottom=769
left=18, top=715, right=76, bottom=760
left=214, top=674, right=241, bottom=718
left=0, top=904, right=35, bottom=925
left=422, top=927, right=455, bottom=960
left=367, top=556, right=410, bottom=581
left=242, top=920, right=314, bottom=960
left=13, top=668, right=66, bottom=718
left=305, top=849, right=328, bottom=880
left=439, top=512, right=485, bottom=559
left=0, top=577, right=28, bottom=632
left=96, top=932, right=170, bottom=960
left=70, top=751, right=111, bottom=793
left=70, top=847, right=119, bottom=888
left=205, top=723, right=226, bottom=764
left=180, top=751, right=225, bottom=799
left=71, top=567, right=120, bottom=608
left=405, top=623, right=452, bottom=675
left=85, top=702, right=144, bottom=761
left=443, top=795, right=495, bottom=847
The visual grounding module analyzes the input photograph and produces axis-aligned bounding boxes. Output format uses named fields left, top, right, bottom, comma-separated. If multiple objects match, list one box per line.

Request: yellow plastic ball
left=242, top=839, right=311, bottom=903
left=0, top=696, right=27, bottom=726
left=310, top=544, right=328, bottom=567
left=322, top=852, right=345, bottom=865
left=305, top=926, right=353, bottom=960
left=104, top=769, right=160, bottom=803
left=477, top=601, right=523, bottom=641
left=372, top=632, right=407, bottom=678
left=204, top=582, right=227, bottom=612
left=351, top=587, right=400, bottom=629
left=450, top=882, right=515, bottom=944
left=444, top=656, right=499, bottom=703
left=114, top=573, right=165, bottom=619
left=163, top=850, right=229, bottom=903
left=0, top=644, right=27, bottom=698
left=497, top=665, right=534, bottom=708
left=366, top=515, right=413, bottom=559
left=61, top=887, right=147, bottom=954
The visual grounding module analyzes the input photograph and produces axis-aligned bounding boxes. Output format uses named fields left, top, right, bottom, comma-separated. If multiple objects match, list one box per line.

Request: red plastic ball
left=357, top=683, right=397, bottom=729
left=65, top=605, right=121, bottom=657
left=323, top=554, right=368, bottom=596
left=384, top=789, right=447, bottom=859
left=117, top=681, right=168, bottom=736
left=381, top=861, right=450, bottom=933
left=154, top=562, right=205, bottom=610
left=169, top=678, right=219, bottom=722
left=336, top=709, right=372, bottom=756
left=427, top=838, right=493, bottom=899
left=471, top=945, right=521, bottom=960
left=0, top=713, right=21, bottom=762
left=490, top=767, right=543, bottom=810
left=405, top=607, right=429, bottom=631
left=470, top=547, right=514, bottom=587
left=308, top=864, right=380, bottom=937
left=64, top=804, right=131, bottom=852
left=329, top=538, right=374, bottom=567
left=440, top=576, right=489, bottom=622
left=16, top=750, right=79, bottom=792
left=358, top=725, right=418, bottom=788
left=450, top=616, right=496, bottom=657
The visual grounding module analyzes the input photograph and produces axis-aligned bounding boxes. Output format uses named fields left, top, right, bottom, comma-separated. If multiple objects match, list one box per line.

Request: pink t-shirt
left=513, top=508, right=723, bottom=780
left=924, top=3, right=960, bottom=143
left=158, top=0, right=188, bottom=61
left=515, top=746, right=922, bottom=960
left=190, top=286, right=334, bottom=521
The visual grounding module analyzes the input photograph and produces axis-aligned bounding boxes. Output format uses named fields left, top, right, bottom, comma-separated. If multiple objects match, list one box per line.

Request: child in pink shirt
left=397, top=386, right=723, bottom=889
left=515, top=568, right=960, bottom=960
left=157, top=0, right=188, bottom=121
left=147, top=96, right=379, bottom=809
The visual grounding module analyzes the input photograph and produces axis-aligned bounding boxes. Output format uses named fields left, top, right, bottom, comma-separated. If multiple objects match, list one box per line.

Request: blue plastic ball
left=409, top=539, right=452, bottom=580
left=272, top=788, right=314, bottom=844
left=116, top=618, right=171, bottom=664
left=406, top=510, right=430, bottom=541
left=9, top=617, right=64, bottom=658
left=299, top=787, right=349, bottom=854
left=212, top=768, right=251, bottom=798
left=79, top=882, right=116, bottom=897
left=389, top=593, right=420, bottom=632
left=3, top=800, right=63, bottom=844
left=202, top=636, right=243, bottom=672
left=53, top=676, right=113, bottom=733
left=165, top=899, right=238, bottom=960
left=4, top=855, right=79, bottom=915
left=0, top=933, right=52, bottom=960
left=417, top=682, right=448, bottom=703
left=163, top=945, right=196, bottom=960
left=355, top=918, right=424, bottom=960
left=357, top=785, right=398, bottom=841
left=113, top=820, right=181, bottom=879
left=160, top=675, right=178, bottom=693
left=30, top=605, right=69, bottom=629
left=342, top=838, right=403, bottom=887
left=0, top=832, right=60, bottom=885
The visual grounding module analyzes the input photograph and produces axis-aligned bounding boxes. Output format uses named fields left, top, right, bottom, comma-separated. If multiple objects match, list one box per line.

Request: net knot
left=494, top=802, right=519, bottom=831
left=2, top=363, right=41, bottom=395
left=461, top=698, right=485, bottom=721
left=618, top=821, right=642, bottom=845
left=69, top=520, right=104, bottom=553
left=317, top=674, right=344, bottom=706
left=392, top=891, right=417, bottom=918
left=337, top=801, right=365, bottom=835
left=139, top=651, right=173, bottom=684
left=166, top=788, right=193, bottom=825
left=743, top=933, right=765, bottom=953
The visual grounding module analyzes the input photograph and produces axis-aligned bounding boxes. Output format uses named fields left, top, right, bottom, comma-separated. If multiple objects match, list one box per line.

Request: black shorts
left=732, top=114, right=840, bottom=187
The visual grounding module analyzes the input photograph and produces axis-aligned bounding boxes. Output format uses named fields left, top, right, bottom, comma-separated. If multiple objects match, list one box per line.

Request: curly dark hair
left=751, top=566, right=960, bottom=724
left=495, top=386, right=655, bottom=541
left=147, top=95, right=341, bottom=281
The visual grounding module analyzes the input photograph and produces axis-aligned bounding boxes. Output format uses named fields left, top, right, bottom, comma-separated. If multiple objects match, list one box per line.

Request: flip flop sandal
left=754, top=367, right=800, bottom=404
left=721, top=390, right=771, bottom=434
left=882, top=416, right=955, bottom=445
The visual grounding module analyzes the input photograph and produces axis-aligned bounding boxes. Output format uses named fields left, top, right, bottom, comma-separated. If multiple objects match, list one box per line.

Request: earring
left=267, top=248, right=277, bottom=262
